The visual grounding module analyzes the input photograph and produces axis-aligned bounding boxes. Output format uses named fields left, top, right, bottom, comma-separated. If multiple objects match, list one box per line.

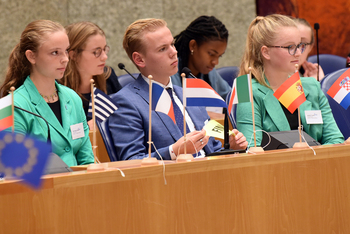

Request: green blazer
left=14, top=76, right=94, bottom=167
left=236, top=77, right=344, bottom=147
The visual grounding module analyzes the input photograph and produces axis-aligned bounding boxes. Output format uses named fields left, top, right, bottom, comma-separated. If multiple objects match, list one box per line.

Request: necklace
left=40, top=89, right=58, bottom=103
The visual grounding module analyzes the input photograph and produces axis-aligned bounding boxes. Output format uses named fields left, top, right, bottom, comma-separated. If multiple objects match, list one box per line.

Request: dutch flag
left=185, top=78, right=227, bottom=108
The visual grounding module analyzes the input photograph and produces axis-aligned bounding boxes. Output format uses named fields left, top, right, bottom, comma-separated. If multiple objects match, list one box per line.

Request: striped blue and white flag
left=88, top=87, right=118, bottom=122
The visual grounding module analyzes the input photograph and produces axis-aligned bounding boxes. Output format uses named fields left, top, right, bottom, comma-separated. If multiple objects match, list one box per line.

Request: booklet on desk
left=261, top=130, right=320, bottom=150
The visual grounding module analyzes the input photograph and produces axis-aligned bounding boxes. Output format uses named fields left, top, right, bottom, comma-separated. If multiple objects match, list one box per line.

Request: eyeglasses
left=302, top=42, right=312, bottom=47
left=267, top=43, right=306, bottom=55
left=81, top=45, right=110, bottom=58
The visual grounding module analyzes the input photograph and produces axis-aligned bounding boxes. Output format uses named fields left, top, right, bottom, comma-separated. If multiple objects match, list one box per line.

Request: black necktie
left=166, top=88, right=190, bottom=136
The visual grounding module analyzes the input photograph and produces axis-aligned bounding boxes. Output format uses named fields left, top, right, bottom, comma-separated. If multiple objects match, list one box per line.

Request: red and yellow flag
left=273, top=72, right=306, bottom=114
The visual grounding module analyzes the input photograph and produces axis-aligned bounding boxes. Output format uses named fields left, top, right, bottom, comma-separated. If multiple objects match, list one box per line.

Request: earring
left=191, top=50, right=194, bottom=55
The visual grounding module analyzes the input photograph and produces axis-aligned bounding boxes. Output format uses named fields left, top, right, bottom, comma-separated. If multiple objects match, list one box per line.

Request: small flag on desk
left=327, top=68, right=350, bottom=110
left=0, top=132, right=52, bottom=189
left=273, top=72, right=306, bottom=114
left=0, top=94, right=13, bottom=131
left=185, top=78, right=227, bottom=107
left=152, top=83, right=176, bottom=123
left=88, top=87, right=118, bottom=122
left=227, top=74, right=252, bottom=114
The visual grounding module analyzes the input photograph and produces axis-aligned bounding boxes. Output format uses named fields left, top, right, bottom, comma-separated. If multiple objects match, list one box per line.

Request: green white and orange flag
left=227, top=74, right=252, bottom=114
left=273, top=72, right=306, bottom=114
left=0, top=94, right=13, bottom=131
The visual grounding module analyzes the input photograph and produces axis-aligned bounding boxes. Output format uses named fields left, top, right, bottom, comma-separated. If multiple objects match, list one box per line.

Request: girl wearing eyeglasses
left=61, top=21, right=122, bottom=129
left=293, top=18, right=325, bottom=81
left=0, top=20, right=94, bottom=167
left=235, top=14, right=343, bottom=148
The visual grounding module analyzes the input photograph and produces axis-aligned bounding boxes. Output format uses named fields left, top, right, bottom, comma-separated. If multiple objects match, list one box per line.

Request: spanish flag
left=273, top=72, right=306, bottom=114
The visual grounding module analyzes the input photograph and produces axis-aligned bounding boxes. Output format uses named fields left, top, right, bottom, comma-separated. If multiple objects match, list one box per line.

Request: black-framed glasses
left=302, top=42, right=312, bottom=47
left=267, top=43, right=306, bottom=55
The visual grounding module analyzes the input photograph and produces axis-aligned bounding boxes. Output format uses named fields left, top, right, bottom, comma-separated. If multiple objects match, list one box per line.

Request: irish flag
left=273, top=72, right=306, bottom=114
left=0, top=94, right=13, bottom=131
left=228, top=74, right=252, bottom=113
left=327, top=68, right=350, bottom=110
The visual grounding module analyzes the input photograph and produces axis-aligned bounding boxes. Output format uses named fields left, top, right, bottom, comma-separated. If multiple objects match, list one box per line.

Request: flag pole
left=295, top=64, right=302, bottom=143
left=182, top=73, right=187, bottom=155
left=142, top=75, right=158, bottom=165
left=293, top=64, right=308, bottom=149
left=176, top=73, right=193, bottom=161
left=10, top=87, right=15, bottom=133
left=90, top=79, right=98, bottom=164
left=248, top=67, right=264, bottom=153
left=148, top=75, right=153, bottom=158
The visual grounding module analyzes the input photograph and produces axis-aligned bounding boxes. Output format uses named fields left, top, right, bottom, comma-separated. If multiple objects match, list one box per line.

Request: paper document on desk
left=203, top=120, right=233, bottom=139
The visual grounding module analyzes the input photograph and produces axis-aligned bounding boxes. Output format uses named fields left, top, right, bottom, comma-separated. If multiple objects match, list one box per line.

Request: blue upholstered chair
left=96, top=119, right=118, bottom=161
left=320, top=68, right=350, bottom=140
left=308, top=54, right=346, bottom=76
left=217, top=66, right=239, bottom=87
left=118, top=73, right=138, bottom=87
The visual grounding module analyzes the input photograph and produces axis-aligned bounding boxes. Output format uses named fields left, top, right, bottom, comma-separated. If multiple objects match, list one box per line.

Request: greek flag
left=88, top=88, right=118, bottom=122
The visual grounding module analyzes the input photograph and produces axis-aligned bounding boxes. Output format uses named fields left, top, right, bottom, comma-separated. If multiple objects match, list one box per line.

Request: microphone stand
left=314, top=23, right=320, bottom=81
left=206, top=108, right=245, bottom=156
left=14, top=105, right=51, bottom=143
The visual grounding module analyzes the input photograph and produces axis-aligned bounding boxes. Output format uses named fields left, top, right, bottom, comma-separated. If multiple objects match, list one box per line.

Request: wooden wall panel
left=257, top=0, right=350, bottom=58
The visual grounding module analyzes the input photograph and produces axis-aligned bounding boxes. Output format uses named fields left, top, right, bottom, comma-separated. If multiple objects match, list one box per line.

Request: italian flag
left=273, top=72, right=306, bottom=114
left=228, top=74, right=252, bottom=113
left=0, top=94, right=13, bottom=131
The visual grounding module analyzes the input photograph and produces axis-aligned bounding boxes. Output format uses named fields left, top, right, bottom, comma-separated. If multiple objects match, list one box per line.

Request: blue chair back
left=217, top=66, right=239, bottom=87
left=308, top=54, right=346, bottom=75
left=118, top=73, right=139, bottom=87
left=320, top=68, right=350, bottom=139
left=96, top=119, right=118, bottom=161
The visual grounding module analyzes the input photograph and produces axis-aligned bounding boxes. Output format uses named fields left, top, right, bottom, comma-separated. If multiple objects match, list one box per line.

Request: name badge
left=305, top=110, right=323, bottom=124
left=70, top=123, right=85, bottom=140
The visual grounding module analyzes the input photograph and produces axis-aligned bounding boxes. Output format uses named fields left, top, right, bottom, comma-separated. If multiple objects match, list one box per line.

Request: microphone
left=314, top=23, right=320, bottom=81
left=181, top=67, right=196, bottom=78
left=118, top=63, right=137, bottom=80
left=14, top=106, right=51, bottom=142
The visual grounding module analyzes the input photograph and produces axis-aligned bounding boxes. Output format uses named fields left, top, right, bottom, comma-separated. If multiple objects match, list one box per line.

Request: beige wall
left=0, top=0, right=256, bottom=83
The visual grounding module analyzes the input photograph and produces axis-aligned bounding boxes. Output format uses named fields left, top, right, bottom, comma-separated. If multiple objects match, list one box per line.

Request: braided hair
left=174, top=15, right=228, bottom=75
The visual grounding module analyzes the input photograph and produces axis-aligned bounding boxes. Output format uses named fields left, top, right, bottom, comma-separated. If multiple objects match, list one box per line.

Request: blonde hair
left=61, top=21, right=108, bottom=97
left=0, top=20, right=65, bottom=97
left=123, top=18, right=167, bottom=65
left=239, top=14, right=297, bottom=87
left=293, top=18, right=314, bottom=45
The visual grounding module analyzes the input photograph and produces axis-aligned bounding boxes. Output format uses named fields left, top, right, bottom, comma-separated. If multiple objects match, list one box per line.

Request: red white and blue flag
left=327, top=68, right=350, bottom=110
left=152, top=83, right=176, bottom=123
left=185, top=78, right=227, bottom=107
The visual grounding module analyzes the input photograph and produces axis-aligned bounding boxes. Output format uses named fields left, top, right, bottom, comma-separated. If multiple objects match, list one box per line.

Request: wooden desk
left=1, top=144, right=350, bottom=233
